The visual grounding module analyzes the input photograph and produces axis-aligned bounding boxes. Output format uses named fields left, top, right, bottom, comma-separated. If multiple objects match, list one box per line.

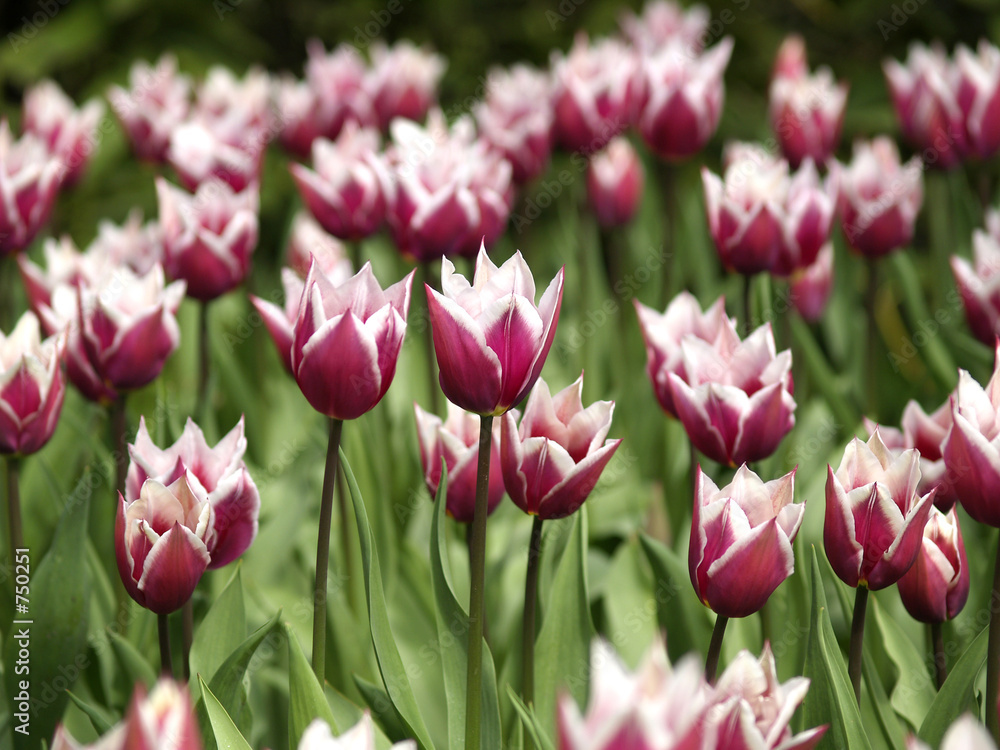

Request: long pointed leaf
left=918, top=625, right=989, bottom=746
left=286, top=623, right=338, bottom=747
left=199, top=676, right=253, bottom=750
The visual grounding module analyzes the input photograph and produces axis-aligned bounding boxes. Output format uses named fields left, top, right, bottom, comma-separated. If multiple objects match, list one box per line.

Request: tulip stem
left=865, top=259, right=879, bottom=418
left=182, top=600, right=193, bottom=681
left=465, top=523, right=489, bottom=644
left=336, top=465, right=355, bottom=613
left=743, top=273, right=754, bottom=336
left=111, top=396, right=128, bottom=498
left=705, top=614, right=728, bottom=684
left=158, top=613, right=173, bottom=678
left=656, top=161, right=677, bottom=307
left=465, top=415, right=494, bottom=750
left=930, top=622, right=947, bottom=690
left=421, top=263, right=440, bottom=414
left=986, top=532, right=1000, bottom=741
left=196, top=301, right=211, bottom=420
left=521, top=516, right=544, bottom=750
left=312, top=417, right=344, bottom=685
left=848, top=586, right=869, bottom=704
left=6, top=457, right=22, bottom=560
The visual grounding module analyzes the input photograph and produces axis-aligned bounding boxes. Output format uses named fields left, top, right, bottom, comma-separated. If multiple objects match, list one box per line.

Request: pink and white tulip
left=586, top=137, right=644, bottom=229
left=366, top=40, right=446, bottom=132
left=108, top=54, right=192, bottom=163
left=789, top=242, right=834, bottom=322
left=956, top=41, right=1000, bottom=160
left=952, top=225, right=1000, bottom=346
left=284, top=211, right=353, bottom=281
left=0, top=120, right=61, bottom=256
left=304, top=41, right=376, bottom=140
left=620, top=1, right=711, bottom=55
left=897, top=506, right=969, bottom=624
left=22, top=80, right=104, bottom=187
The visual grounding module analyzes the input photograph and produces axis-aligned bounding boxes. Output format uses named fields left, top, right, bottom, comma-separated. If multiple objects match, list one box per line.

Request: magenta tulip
left=290, top=260, right=413, bottom=420
left=366, top=40, right=446, bottom=132
left=500, top=374, right=620, bottom=519
left=274, top=77, right=326, bottom=159
left=22, top=80, right=104, bottom=188
left=620, top=1, right=710, bottom=55
left=955, top=41, right=1000, bottom=159
left=284, top=212, right=353, bottom=281
left=824, top=429, right=935, bottom=590
left=108, top=54, right=192, bottom=163
left=425, top=244, right=563, bottom=416
left=303, top=41, right=376, bottom=141
left=897, top=506, right=969, bottom=624
left=690, top=464, right=803, bottom=618
left=586, top=137, right=644, bottom=229
left=789, top=242, right=834, bottom=322
left=0, top=121, right=61, bottom=256
left=953, top=226, right=1000, bottom=346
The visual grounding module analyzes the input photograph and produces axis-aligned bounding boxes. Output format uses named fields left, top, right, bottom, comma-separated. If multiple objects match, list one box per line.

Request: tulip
left=0, top=120, right=61, bottom=256
left=290, top=122, right=388, bottom=241
left=115, top=476, right=213, bottom=614
left=414, top=402, right=505, bottom=522
left=836, top=137, right=923, bottom=257
left=195, top=65, right=273, bottom=131
left=126, top=416, right=259, bottom=569
left=22, top=80, right=104, bottom=187
left=366, top=40, right=446, bottom=132
left=619, top=1, right=710, bottom=55
left=586, top=137, right=644, bottom=229
left=157, top=177, right=259, bottom=301
left=275, top=76, right=326, bottom=159
left=635, top=37, right=733, bottom=161
left=426, top=244, right=563, bottom=416
left=291, top=260, right=412, bottom=421
left=166, top=120, right=262, bottom=193
left=285, top=211, right=353, bottom=280
left=499, top=374, right=620, bottom=519
left=884, top=42, right=967, bottom=169
left=89, top=210, right=164, bottom=275
left=0, top=311, right=65, bottom=456
left=668, top=320, right=796, bottom=466
left=304, top=41, right=376, bottom=140
left=299, top=714, right=415, bottom=750
left=52, top=679, right=203, bottom=750
left=108, top=54, right=192, bottom=163
left=769, top=35, right=848, bottom=168
left=252, top=268, right=308, bottom=373
left=952, top=228, right=1000, bottom=346
left=18, top=235, right=109, bottom=314
left=908, top=715, right=998, bottom=750
left=789, top=242, right=834, bottom=322
left=385, top=112, right=513, bottom=261
left=634, top=291, right=732, bottom=418
left=956, top=41, right=1000, bottom=160
left=475, top=64, right=554, bottom=185
left=897, top=506, right=969, bottom=624
left=550, top=33, right=640, bottom=153
left=690, top=465, right=803, bottom=619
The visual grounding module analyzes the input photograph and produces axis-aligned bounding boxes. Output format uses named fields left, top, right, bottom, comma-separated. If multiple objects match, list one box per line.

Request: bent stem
left=987, top=531, right=1000, bottom=741
left=158, top=613, right=173, bottom=678
left=465, top=415, right=494, bottom=750
left=311, top=418, right=344, bottom=685
left=930, top=621, right=947, bottom=690
left=848, top=586, right=869, bottom=704
left=705, top=614, right=729, bottom=684
left=196, top=301, right=211, bottom=420
left=522, top=516, right=544, bottom=750
left=6, top=457, right=22, bottom=559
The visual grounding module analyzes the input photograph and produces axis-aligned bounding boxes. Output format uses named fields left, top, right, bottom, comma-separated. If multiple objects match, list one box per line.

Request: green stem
left=6, top=457, right=22, bottom=559
left=743, top=273, right=754, bottom=336
left=182, top=599, right=193, bottom=682
left=848, top=586, right=869, bottom=704
left=866, top=259, right=879, bottom=419
left=336, top=465, right=355, bottom=613
left=111, top=396, right=128, bottom=498
left=656, top=161, right=677, bottom=307
left=930, top=621, right=947, bottom=690
left=196, top=301, right=211, bottom=420
left=986, top=532, right=1000, bottom=741
left=158, top=613, right=173, bottom=677
left=521, top=516, right=544, bottom=750
left=705, top=614, right=729, bottom=684
left=312, top=418, right=344, bottom=685
left=464, top=415, right=494, bottom=750
left=421, top=262, right=440, bottom=415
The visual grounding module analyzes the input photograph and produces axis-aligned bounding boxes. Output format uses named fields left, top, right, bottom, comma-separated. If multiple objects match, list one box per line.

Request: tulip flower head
left=500, top=374, right=621, bottom=519
left=897, top=506, right=969, bottom=624
left=0, top=312, right=65, bottom=457
left=586, top=137, right=645, bottom=229
left=298, top=714, right=415, bottom=749
left=690, top=465, right=804, bottom=618
left=284, top=211, right=353, bottom=280
left=824, top=429, right=935, bottom=590
left=426, top=244, right=564, bottom=416
left=304, top=41, right=377, bottom=141
left=952, top=225, right=1000, bottom=346
left=291, top=261, right=413, bottom=420
left=366, top=40, right=446, bottom=132
left=955, top=40, right=1000, bottom=159
left=789, top=242, right=834, bottom=322
left=907, top=715, right=998, bottom=750
left=414, top=402, right=505, bottom=523
left=22, top=80, right=105, bottom=188
left=0, top=120, right=61, bottom=256
left=619, top=1, right=711, bottom=55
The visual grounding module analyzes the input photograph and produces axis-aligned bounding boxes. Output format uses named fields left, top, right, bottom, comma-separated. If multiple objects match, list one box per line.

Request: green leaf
left=341, top=448, right=436, bottom=750
left=354, top=675, right=409, bottom=741
left=428, top=461, right=503, bottom=750
left=871, top=600, right=935, bottom=731
left=108, top=629, right=158, bottom=690
left=323, top=685, right=396, bottom=750
left=918, top=625, right=989, bottom=746
left=506, top=684, right=555, bottom=750
left=286, top=623, right=338, bottom=748
left=199, top=676, right=253, bottom=750
left=190, top=565, right=247, bottom=703
left=533, top=509, right=595, bottom=745
left=65, top=690, right=114, bottom=736
left=4, top=491, right=91, bottom=749
left=801, top=547, right=872, bottom=750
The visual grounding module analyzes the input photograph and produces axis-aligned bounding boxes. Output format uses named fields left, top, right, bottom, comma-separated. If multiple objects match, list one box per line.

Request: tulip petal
left=136, top=522, right=210, bottom=614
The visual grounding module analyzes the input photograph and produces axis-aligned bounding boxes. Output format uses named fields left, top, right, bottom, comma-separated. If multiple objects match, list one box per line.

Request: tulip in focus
left=769, top=35, right=848, bottom=168
left=414, top=402, right=505, bottom=523
left=290, top=121, right=388, bottom=241
left=824, top=429, right=935, bottom=590
left=586, top=137, right=644, bottom=229
left=690, top=465, right=804, bottom=618
left=0, top=312, right=65, bottom=456
left=366, top=40, right=446, bottom=132
left=291, top=261, right=413, bottom=420
left=22, top=80, right=105, bottom=187
left=897, top=506, right=969, bottom=624
left=0, top=120, right=61, bottom=256
left=108, top=54, right=192, bottom=163
left=668, top=319, right=796, bottom=466
left=426, top=244, right=564, bottom=416
left=126, top=416, right=259, bottom=569
left=298, top=714, right=415, bottom=750
left=634, top=291, right=731, bottom=418
left=500, top=374, right=620, bottom=519
left=157, top=177, right=259, bottom=301
left=837, top=137, right=923, bottom=257
left=789, top=242, right=834, bottom=322
left=952, top=224, right=1000, bottom=346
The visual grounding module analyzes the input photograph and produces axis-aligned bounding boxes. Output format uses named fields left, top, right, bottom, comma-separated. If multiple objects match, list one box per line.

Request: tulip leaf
left=190, top=564, right=247, bottom=704
left=353, top=675, right=410, bottom=741
left=801, top=547, right=872, bottom=750
left=285, top=623, right=338, bottom=748
left=4, top=490, right=91, bottom=750
left=533, top=508, right=595, bottom=745
left=638, top=533, right=713, bottom=661
left=324, top=684, right=396, bottom=750
left=65, top=690, right=114, bottom=736
left=199, top=676, right=253, bottom=750
left=428, top=462, right=503, bottom=749
left=107, top=629, right=158, bottom=691
left=917, top=624, right=989, bottom=746
left=600, top=538, right=657, bottom=667
left=340, top=448, right=436, bottom=750
left=506, top=684, right=555, bottom=750
left=871, top=600, right=935, bottom=731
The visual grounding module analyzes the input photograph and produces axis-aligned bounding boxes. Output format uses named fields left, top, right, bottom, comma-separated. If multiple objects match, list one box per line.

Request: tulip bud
left=586, top=137, right=644, bottom=229
left=425, top=243, right=564, bottom=416
left=897, top=507, right=969, bottom=623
